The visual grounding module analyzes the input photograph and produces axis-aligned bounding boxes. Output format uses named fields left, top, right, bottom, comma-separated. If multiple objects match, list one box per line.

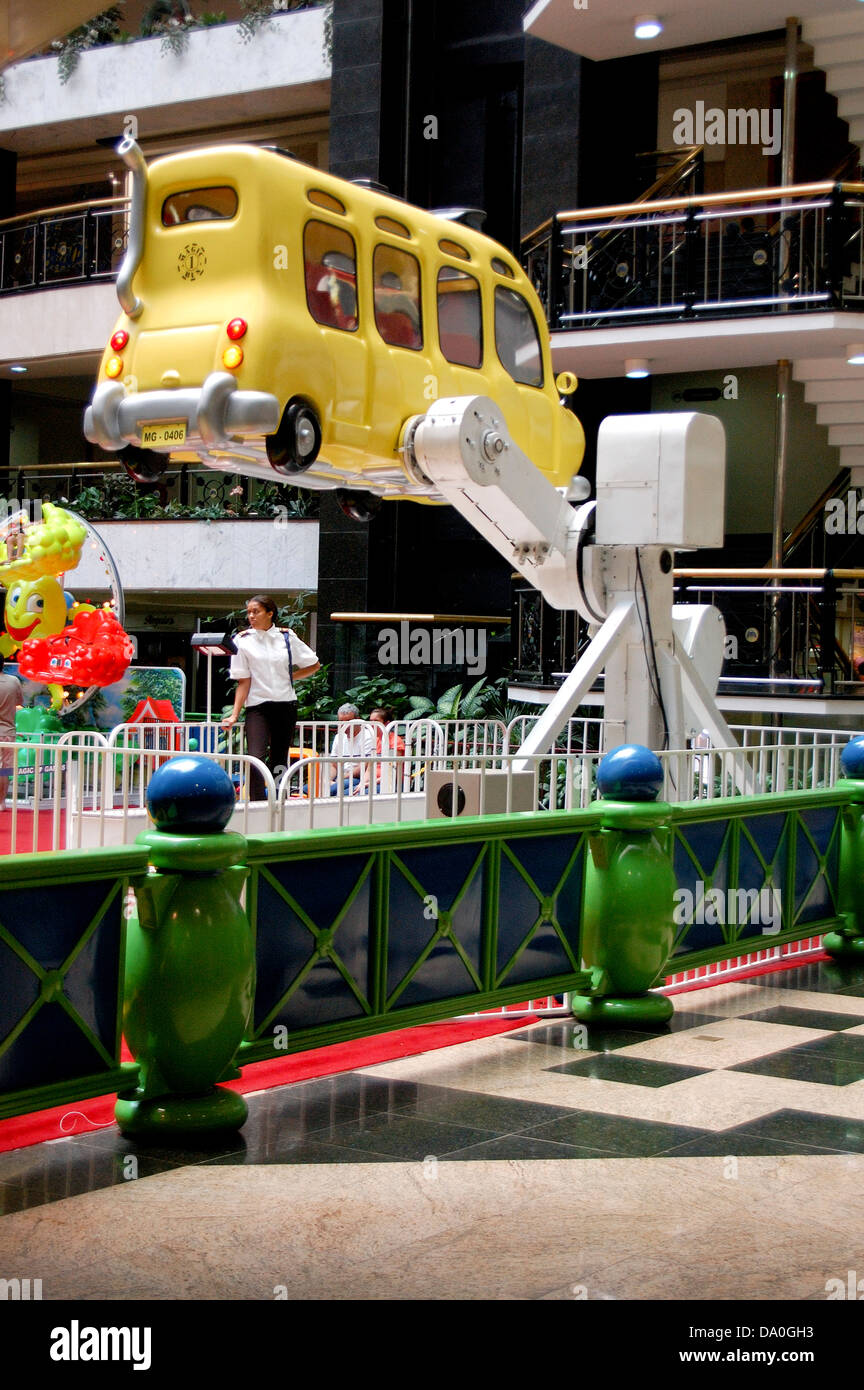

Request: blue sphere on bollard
left=596, top=744, right=664, bottom=802
left=146, top=755, right=236, bottom=833
left=841, top=736, right=864, bottom=780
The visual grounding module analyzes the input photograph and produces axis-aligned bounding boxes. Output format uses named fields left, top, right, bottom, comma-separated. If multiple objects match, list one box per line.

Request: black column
left=329, top=0, right=387, bottom=185
left=521, top=38, right=582, bottom=239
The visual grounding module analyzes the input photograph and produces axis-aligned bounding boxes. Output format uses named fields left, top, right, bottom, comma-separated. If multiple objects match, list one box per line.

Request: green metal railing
left=3, top=744, right=864, bottom=1134
left=237, top=815, right=593, bottom=1065
left=0, top=845, right=148, bottom=1120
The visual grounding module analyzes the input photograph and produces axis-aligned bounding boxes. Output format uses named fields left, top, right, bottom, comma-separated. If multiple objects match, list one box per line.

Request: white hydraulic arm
left=411, top=395, right=748, bottom=789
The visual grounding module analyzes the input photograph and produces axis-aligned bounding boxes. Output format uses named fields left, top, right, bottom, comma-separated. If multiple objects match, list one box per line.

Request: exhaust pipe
left=115, top=135, right=147, bottom=320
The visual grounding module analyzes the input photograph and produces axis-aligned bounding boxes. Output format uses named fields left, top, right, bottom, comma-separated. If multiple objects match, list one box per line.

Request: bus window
left=308, top=189, right=346, bottom=215
left=373, top=245, right=422, bottom=349
left=304, top=220, right=358, bottom=331
left=437, top=266, right=482, bottom=368
left=162, top=187, right=238, bottom=226
left=494, top=286, right=543, bottom=387
left=375, top=215, right=410, bottom=239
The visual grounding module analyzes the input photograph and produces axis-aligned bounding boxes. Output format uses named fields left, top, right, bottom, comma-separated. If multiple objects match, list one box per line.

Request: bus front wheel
left=120, top=444, right=168, bottom=485
left=336, top=489, right=381, bottom=523
left=266, top=400, right=321, bottom=475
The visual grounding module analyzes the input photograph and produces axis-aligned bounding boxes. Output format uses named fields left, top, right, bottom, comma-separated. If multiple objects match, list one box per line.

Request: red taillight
left=110, top=329, right=129, bottom=351
left=226, top=318, right=247, bottom=341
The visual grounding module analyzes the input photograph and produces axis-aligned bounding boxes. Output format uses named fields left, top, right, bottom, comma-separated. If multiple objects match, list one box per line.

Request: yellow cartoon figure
left=1, top=578, right=96, bottom=709
left=1, top=577, right=71, bottom=708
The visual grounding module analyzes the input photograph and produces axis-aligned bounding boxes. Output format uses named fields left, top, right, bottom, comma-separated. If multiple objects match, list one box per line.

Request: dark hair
left=246, top=594, right=278, bottom=619
left=369, top=706, right=392, bottom=722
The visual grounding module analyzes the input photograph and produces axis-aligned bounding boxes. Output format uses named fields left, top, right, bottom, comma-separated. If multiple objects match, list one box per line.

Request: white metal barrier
left=4, top=726, right=860, bottom=854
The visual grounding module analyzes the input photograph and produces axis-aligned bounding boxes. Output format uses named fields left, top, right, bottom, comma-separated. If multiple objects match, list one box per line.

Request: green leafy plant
left=408, top=678, right=500, bottom=721
left=62, top=473, right=318, bottom=522
left=237, top=0, right=277, bottom=43
left=53, top=6, right=125, bottom=83
left=65, top=477, right=161, bottom=520
left=341, top=674, right=412, bottom=718
left=322, top=0, right=332, bottom=62
left=292, top=664, right=334, bottom=720
left=160, top=17, right=195, bottom=56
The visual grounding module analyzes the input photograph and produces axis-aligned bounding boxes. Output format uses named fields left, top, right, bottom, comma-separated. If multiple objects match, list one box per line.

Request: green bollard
left=570, top=744, right=675, bottom=1027
left=824, top=738, right=864, bottom=961
left=115, top=755, right=254, bottom=1137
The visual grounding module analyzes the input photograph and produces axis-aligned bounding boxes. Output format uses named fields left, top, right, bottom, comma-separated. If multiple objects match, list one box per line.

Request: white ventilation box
left=425, top=770, right=536, bottom=818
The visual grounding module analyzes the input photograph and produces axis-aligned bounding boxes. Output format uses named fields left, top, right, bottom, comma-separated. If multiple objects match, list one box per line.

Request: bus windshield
left=162, top=187, right=239, bottom=226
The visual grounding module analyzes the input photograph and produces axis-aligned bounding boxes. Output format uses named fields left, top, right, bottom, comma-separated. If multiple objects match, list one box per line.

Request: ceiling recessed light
left=9, top=365, right=26, bottom=373
left=625, top=358, right=651, bottom=378
left=634, top=15, right=663, bottom=40
left=847, top=344, right=864, bottom=365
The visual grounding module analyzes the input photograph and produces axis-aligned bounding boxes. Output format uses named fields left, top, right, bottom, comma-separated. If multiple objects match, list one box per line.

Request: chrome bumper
left=84, top=372, right=281, bottom=452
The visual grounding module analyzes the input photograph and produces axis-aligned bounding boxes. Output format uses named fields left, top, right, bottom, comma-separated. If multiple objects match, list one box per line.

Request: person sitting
left=369, top=706, right=405, bottom=791
left=329, top=703, right=375, bottom=795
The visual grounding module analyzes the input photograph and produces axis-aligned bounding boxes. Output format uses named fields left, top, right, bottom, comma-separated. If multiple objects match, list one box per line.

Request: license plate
left=141, top=421, right=187, bottom=448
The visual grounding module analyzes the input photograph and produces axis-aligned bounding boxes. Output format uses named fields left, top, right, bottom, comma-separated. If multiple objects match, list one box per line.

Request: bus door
left=302, top=218, right=370, bottom=453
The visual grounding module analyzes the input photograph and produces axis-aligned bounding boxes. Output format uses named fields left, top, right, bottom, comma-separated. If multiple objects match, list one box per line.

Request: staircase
left=804, top=10, right=864, bottom=150
left=794, top=358, right=864, bottom=485
left=795, top=14, right=864, bottom=481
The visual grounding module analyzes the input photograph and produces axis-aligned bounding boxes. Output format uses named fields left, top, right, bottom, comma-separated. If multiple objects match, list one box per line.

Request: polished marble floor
left=3, top=957, right=864, bottom=1300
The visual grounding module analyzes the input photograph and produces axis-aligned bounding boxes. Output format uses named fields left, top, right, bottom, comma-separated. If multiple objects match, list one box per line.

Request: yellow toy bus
left=85, top=138, right=584, bottom=513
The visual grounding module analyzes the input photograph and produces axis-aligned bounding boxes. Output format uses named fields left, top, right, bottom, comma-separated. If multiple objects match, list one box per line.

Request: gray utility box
left=425, top=770, right=536, bottom=818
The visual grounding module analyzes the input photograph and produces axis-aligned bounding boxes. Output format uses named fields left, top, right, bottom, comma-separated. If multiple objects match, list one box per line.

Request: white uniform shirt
left=229, top=627, right=318, bottom=706
left=330, top=722, right=376, bottom=773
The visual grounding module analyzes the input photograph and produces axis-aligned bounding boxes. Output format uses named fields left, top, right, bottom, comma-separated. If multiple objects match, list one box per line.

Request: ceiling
left=0, top=2, right=112, bottom=69
left=523, top=0, right=858, bottom=61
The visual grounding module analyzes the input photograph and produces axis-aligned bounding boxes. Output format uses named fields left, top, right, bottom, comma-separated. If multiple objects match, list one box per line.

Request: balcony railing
left=0, top=197, right=128, bottom=296
left=513, top=568, right=864, bottom=699
left=522, top=181, right=864, bottom=330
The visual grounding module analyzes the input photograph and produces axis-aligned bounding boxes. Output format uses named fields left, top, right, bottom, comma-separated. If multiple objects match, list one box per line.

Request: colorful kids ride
left=0, top=504, right=132, bottom=712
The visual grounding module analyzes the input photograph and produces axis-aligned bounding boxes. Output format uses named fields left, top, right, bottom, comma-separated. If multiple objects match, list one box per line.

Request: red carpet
left=0, top=809, right=56, bottom=855
left=0, top=1014, right=537, bottom=1155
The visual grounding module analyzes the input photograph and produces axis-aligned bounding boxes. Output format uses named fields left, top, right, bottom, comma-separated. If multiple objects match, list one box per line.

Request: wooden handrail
left=533, top=181, right=864, bottom=233
left=675, top=568, right=864, bottom=580
left=523, top=145, right=704, bottom=244
left=0, top=196, right=129, bottom=235
left=781, top=469, right=850, bottom=562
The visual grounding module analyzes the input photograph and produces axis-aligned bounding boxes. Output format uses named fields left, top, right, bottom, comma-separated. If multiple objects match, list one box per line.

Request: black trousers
left=244, top=701, right=298, bottom=800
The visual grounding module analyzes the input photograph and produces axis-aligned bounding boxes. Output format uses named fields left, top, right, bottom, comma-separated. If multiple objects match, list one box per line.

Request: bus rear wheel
left=120, top=444, right=168, bottom=484
left=336, top=489, right=381, bottom=523
left=266, top=400, right=321, bottom=475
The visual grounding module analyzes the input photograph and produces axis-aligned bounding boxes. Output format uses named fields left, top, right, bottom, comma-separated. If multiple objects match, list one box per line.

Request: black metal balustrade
left=0, top=198, right=128, bottom=295
left=523, top=182, right=864, bottom=330
left=674, top=570, right=864, bottom=697
left=513, top=569, right=864, bottom=699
